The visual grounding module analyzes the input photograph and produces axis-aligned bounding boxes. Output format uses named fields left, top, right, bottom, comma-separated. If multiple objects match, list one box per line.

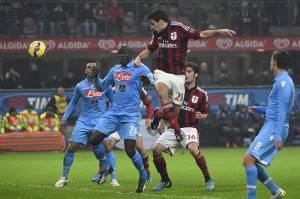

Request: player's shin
left=63, top=152, right=75, bottom=178
left=193, top=152, right=211, bottom=182
left=153, top=151, right=170, bottom=182
left=92, top=144, right=109, bottom=171
left=245, top=166, right=258, bottom=199
left=256, top=164, right=279, bottom=195
left=106, top=151, right=117, bottom=180
left=162, top=102, right=181, bottom=134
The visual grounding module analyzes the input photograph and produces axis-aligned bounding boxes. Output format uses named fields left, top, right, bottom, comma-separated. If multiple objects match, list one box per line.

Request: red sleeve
left=180, top=24, right=202, bottom=40
left=141, top=88, right=153, bottom=119
left=199, top=91, right=208, bottom=114
left=147, top=33, right=159, bottom=52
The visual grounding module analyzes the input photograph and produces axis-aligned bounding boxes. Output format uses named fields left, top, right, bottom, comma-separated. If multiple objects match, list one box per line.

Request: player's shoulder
left=170, top=21, right=191, bottom=31
left=196, top=86, right=207, bottom=94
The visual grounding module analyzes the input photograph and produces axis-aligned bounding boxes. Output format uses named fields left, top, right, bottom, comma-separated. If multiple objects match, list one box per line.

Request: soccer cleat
left=110, top=179, right=120, bottom=187
left=99, top=167, right=113, bottom=184
left=91, top=173, right=101, bottom=184
left=206, top=179, right=215, bottom=191
left=136, top=177, right=148, bottom=193
left=152, top=181, right=172, bottom=191
left=270, top=188, right=286, bottom=199
left=55, top=177, right=68, bottom=187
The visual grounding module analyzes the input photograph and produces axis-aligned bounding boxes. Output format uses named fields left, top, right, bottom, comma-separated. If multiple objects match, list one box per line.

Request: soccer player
left=134, top=9, right=236, bottom=141
left=151, top=62, right=215, bottom=192
left=55, top=60, right=115, bottom=187
left=243, top=50, right=295, bottom=199
left=91, top=45, right=155, bottom=193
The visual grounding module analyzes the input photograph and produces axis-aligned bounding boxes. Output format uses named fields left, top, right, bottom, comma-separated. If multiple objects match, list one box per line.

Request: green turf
left=0, top=147, right=299, bottom=199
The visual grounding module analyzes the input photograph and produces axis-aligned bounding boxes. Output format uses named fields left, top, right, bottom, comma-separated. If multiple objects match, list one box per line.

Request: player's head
left=85, top=59, right=97, bottom=78
left=270, top=50, right=290, bottom=73
left=146, top=9, right=169, bottom=33
left=118, top=45, right=132, bottom=66
left=185, top=62, right=199, bottom=85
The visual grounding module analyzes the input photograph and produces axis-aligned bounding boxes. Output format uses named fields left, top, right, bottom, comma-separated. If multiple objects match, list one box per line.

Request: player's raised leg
left=186, top=142, right=215, bottom=191
left=152, top=143, right=172, bottom=191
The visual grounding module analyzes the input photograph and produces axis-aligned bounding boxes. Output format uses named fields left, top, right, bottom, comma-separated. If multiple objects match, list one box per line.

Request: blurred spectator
left=287, top=68, right=300, bottom=84
left=46, top=87, right=70, bottom=118
left=216, top=104, right=239, bottom=148
left=62, top=71, right=77, bottom=88
left=93, top=2, right=107, bottom=36
left=288, top=105, right=300, bottom=144
left=242, top=67, right=256, bottom=85
left=122, top=11, right=137, bottom=36
left=107, top=0, right=124, bottom=36
left=139, top=3, right=152, bottom=36
left=39, top=107, right=60, bottom=132
left=233, top=104, right=254, bottom=147
left=198, top=62, right=213, bottom=86
left=0, top=4, right=6, bottom=37
left=79, top=3, right=97, bottom=37
left=20, top=104, right=39, bottom=132
left=47, top=75, right=63, bottom=89
left=255, top=69, right=273, bottom=85
left=3, top=68, right=22, bottom=89
left=49, top=4, right=66, bottom=37
left=35, top=5, right=50, bottom=37
left=24, top=64, right=42, bottom=89
left=215, top=62, right=234, bottom=85
left=0, top=114, right=4, bottom=134
left=3, top=107, right=23, bottom=133
left=21, top=17, right=37, bottom=38
left=5, top=2, right=22, bottom=37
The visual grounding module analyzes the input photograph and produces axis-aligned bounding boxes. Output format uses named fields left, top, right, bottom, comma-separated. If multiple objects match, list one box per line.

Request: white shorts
left=154, top=69, right=185, bottom=105
left=155, top=127, right=199, bottom=155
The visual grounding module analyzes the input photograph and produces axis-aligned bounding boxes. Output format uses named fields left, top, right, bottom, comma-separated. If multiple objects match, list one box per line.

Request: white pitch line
left=0, top=183, right=221, bottom=199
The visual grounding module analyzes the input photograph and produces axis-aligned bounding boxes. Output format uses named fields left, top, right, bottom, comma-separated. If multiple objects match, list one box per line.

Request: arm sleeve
left=141, top=88, right=153, bottom=119
left=105, top=86, right=114, bottom=109
left=140, top=65, right=155, bottom=85
left=254, top=106, right=267, bottom=114
left=61, top=85, right=81, bottom=121
left=147, top=34, right=159, bottom=52
left=94, top=68, right=114, bottom=91
left=275, top=82, right=293, bottom=142
left=181, top=24, right=202, bottom=40
left=199, top=92, right=208, bottom=114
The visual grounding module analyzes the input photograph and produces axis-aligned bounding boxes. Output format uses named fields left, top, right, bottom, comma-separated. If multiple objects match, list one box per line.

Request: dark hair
left=118, top=44, right=132, bottom=55
left=146, top=9, right=169, bottom=23
left=9, top=107, right=16, bottom=114
left=186, top=61, right=199, bottom=75
left=272, top=50, right=290, bottom=69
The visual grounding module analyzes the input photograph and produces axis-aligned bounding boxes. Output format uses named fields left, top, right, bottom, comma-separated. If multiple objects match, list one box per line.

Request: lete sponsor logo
left=98, top=39, right=116, bottom=49
left=216, top=39, right=233, bottom=49
left=115, top=72, right=132, bottom=81
left=273, top=38, right=290, bottom=49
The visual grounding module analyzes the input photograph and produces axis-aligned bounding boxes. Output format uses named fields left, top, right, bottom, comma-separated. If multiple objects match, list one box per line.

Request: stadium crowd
left=0, top=0, right=300, bottom=38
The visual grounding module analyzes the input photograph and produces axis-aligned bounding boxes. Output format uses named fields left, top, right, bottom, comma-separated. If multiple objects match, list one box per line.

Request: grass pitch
left=0, top=147, right=299, bottom=199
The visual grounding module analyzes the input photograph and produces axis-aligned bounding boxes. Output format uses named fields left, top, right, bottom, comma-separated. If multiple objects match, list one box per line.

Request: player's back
left=266, top=71, right=295, bottom=124
left=148, top=21, right=201, bottom=75
left=76, top=79, right=110, bottom=119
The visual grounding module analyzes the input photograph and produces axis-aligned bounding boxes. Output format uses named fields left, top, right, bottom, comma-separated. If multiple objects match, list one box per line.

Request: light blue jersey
left=94, top=60, right=154, bottom=140
left=248, top=71, right=295, bottom=166
left=62, top=79, right=113, bottom=145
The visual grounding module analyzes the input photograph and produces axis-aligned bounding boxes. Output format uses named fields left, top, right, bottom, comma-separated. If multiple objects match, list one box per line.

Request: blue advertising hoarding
left=0, top=87, right=299, bottom=116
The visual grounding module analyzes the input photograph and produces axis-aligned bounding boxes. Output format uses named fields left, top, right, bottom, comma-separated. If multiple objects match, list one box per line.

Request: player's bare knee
left=67, top=143, right=79, bottom=153
left=103, top=141, right=112, bottom=152
left=187, top=143, right=199, bottom=156
left=243, top=154, right=256, bottom=167
left=153, top=145, right=163, bottom=157
left=124, top=140, right=136, bottom=158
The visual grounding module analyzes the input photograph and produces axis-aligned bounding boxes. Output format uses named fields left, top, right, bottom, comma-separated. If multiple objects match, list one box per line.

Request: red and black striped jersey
left=147, top=21, right=202, bottom=75
left=178, top=86, right=208, bottom=129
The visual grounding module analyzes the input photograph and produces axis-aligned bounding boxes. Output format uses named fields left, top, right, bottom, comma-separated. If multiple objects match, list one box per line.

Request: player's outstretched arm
left=248, top=106, right=267, bottom=114
left=200, top=29, right=236, bottom=39
left=61, top=85, right=81, bottom=122
left=134, top=49, right=152, bottom=67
